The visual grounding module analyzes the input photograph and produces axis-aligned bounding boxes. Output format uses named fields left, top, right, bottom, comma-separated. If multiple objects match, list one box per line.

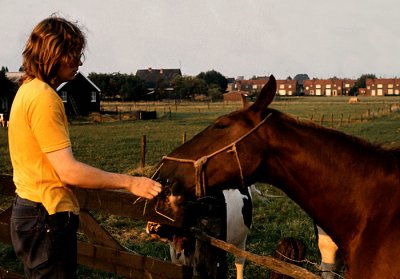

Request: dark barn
left=57, top=72, right=101, bottom=117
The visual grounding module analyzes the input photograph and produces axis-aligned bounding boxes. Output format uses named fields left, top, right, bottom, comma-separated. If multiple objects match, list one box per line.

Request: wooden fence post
left=191, top=200, right=227, bottom=279
left=141, top=135, right=146, bottom=175
left=182, top=132, right=187, bottom=144
left=191, top=217, right=227, bottom=279
left=196, top=232, right=320, bottom=279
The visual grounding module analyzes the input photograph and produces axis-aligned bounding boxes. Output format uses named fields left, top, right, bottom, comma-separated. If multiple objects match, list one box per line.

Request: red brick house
left=231, top=78, right=268, bottom=96
left=276, top=79, right=297, bottom=96
left=303, top=79, right=355, bottom=96
left=230, top=77, right=299, bottom=96
left=365, top=78, right=400, bottom=96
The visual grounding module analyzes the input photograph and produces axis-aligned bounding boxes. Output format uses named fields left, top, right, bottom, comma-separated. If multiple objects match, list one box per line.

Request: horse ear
left=249, top=75, right=276, bottom=112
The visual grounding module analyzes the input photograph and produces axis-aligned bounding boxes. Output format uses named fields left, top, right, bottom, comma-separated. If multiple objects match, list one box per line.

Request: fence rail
left=0, top=175, right=322, bottom=278
left=0, top=174, right=191, bottom=278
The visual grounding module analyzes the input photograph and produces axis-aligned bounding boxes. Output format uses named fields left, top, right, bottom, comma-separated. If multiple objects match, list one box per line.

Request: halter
left=162, top=113, right=273, bottom=198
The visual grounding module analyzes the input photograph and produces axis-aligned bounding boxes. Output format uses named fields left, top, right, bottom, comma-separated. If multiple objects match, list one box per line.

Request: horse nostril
left=168, top=195, right=185, bottom=213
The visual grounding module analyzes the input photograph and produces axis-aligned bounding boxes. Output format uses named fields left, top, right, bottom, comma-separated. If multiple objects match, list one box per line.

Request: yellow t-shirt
left=8, top=78, right=79, bottom=215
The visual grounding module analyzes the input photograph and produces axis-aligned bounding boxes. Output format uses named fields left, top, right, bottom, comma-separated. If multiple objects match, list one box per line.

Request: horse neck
left=260, top=114, right=385, bottom=244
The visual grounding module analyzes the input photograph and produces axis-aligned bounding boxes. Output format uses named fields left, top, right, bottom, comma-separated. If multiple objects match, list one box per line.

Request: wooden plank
left=0, top=206, right=12, bottom=224
left=194, top=229, right=320, bottom=279
left=0, top=174, right=15, bottom=196
left=78, top=210, right=123, bottom=249
left=0, top=223, right=192, bottom=279
left=0, top=267, right=24, bottom=279
left=0, top=174, right=227, bottom=278
left=0, top=207, right=11, bottom=244
left=72, top=187, right=184, bottom=226
left=77, top=241, right=193, bottom=279
left=0, top=174, right=184, bottom=226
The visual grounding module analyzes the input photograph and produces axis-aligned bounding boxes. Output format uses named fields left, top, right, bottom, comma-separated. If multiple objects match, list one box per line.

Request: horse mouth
left=167, top=195, right=186, bottom=213
left=150, top=177, right=186, bottom=217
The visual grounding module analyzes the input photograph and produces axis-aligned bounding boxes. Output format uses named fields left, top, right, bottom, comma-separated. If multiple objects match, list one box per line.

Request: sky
left=1, top=0, right=400, bottom=80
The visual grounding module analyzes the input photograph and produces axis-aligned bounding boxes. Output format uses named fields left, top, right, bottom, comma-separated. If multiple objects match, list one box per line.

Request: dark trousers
left=10, top=196, right=79, bottom=279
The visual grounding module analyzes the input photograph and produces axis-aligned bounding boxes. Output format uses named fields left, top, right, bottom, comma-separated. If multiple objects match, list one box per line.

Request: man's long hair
left=22, top=15, right=86, bottom=86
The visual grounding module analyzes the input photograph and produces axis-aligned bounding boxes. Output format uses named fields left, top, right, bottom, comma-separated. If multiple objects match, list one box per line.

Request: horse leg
left=233, top=238, right=247, bottom=279
left=234, top=258, right=244, bottom=279
left=317, top=226, right=339, bottom=279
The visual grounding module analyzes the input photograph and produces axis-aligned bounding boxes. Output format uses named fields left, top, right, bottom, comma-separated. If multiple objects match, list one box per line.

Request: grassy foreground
left=0, top=96, right=399, bottom=278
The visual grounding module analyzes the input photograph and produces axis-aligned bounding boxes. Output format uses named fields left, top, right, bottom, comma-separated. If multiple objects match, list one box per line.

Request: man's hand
left=127, top=176, right=162, bottom=199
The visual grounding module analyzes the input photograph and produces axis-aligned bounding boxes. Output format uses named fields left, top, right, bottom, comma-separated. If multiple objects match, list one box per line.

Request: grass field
left=0, top=96, right=399, bottom=278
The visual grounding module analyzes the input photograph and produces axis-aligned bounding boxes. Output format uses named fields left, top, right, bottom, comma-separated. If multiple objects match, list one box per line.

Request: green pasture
left=0, top=96, right=399, bottom=278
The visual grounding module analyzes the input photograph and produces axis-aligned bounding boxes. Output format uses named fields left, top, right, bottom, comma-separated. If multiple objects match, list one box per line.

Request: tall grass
left=0, top=97, right=399, bottom=278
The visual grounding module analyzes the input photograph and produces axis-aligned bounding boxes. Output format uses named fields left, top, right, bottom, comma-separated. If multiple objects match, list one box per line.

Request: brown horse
left=157, top=75, right=400, bottom=278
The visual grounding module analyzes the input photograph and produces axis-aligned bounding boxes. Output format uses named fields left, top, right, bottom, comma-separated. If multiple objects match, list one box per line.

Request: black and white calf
left=147, top=186, right=253, bottom=279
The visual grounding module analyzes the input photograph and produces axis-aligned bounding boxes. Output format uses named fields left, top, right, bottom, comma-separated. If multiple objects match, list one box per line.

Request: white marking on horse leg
left=318, top=233, right=338, bottom=264
left=234, top=259, right=244, bottom=279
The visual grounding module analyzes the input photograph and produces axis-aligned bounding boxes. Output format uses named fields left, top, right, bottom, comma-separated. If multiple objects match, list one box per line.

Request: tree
left=197, top=70, right=228, bottom=92
left=119, top=74, right=147, bottom=101
left=348, top=86, right=358, bottom=96
left=294, top=74, right=309, bottom=84
left=171, top=76, right=207, bottom=99
left=88, top=73, right=113, bottom=99
left=347, top=74, right=377, bottom=96
left=207, top=84, right=223, bottom=101
left=294, top=74, right=310, bottom=95
left=354, top=74, right=376, bottom=89
left=0, top=70, right=18, bottom=111
left=88, top=72, right=148, bottom=101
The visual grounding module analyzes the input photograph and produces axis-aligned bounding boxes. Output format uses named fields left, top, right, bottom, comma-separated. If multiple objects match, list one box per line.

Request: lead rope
left=193, top=156, right=208, bottom=197
left=163, top=113, right=273, bottom=198
left=228, top=143, right=245, bottom=188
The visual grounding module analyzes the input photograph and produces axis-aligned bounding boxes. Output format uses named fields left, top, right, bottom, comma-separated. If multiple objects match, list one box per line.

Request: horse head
left=156, top=73, right=400, bottom=278
left=158, top=75, right=277, bottom=213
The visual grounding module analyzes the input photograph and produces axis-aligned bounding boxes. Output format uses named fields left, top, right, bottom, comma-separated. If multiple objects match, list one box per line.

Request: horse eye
left=215, top=119, right=230, bottom=129
left=215, top=123, right=227, bottom=129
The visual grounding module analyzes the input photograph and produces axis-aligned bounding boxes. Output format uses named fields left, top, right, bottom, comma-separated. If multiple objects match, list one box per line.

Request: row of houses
left=2, top=69, right=400, bottom=119
left=229, top=77, right=400, bottom=97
